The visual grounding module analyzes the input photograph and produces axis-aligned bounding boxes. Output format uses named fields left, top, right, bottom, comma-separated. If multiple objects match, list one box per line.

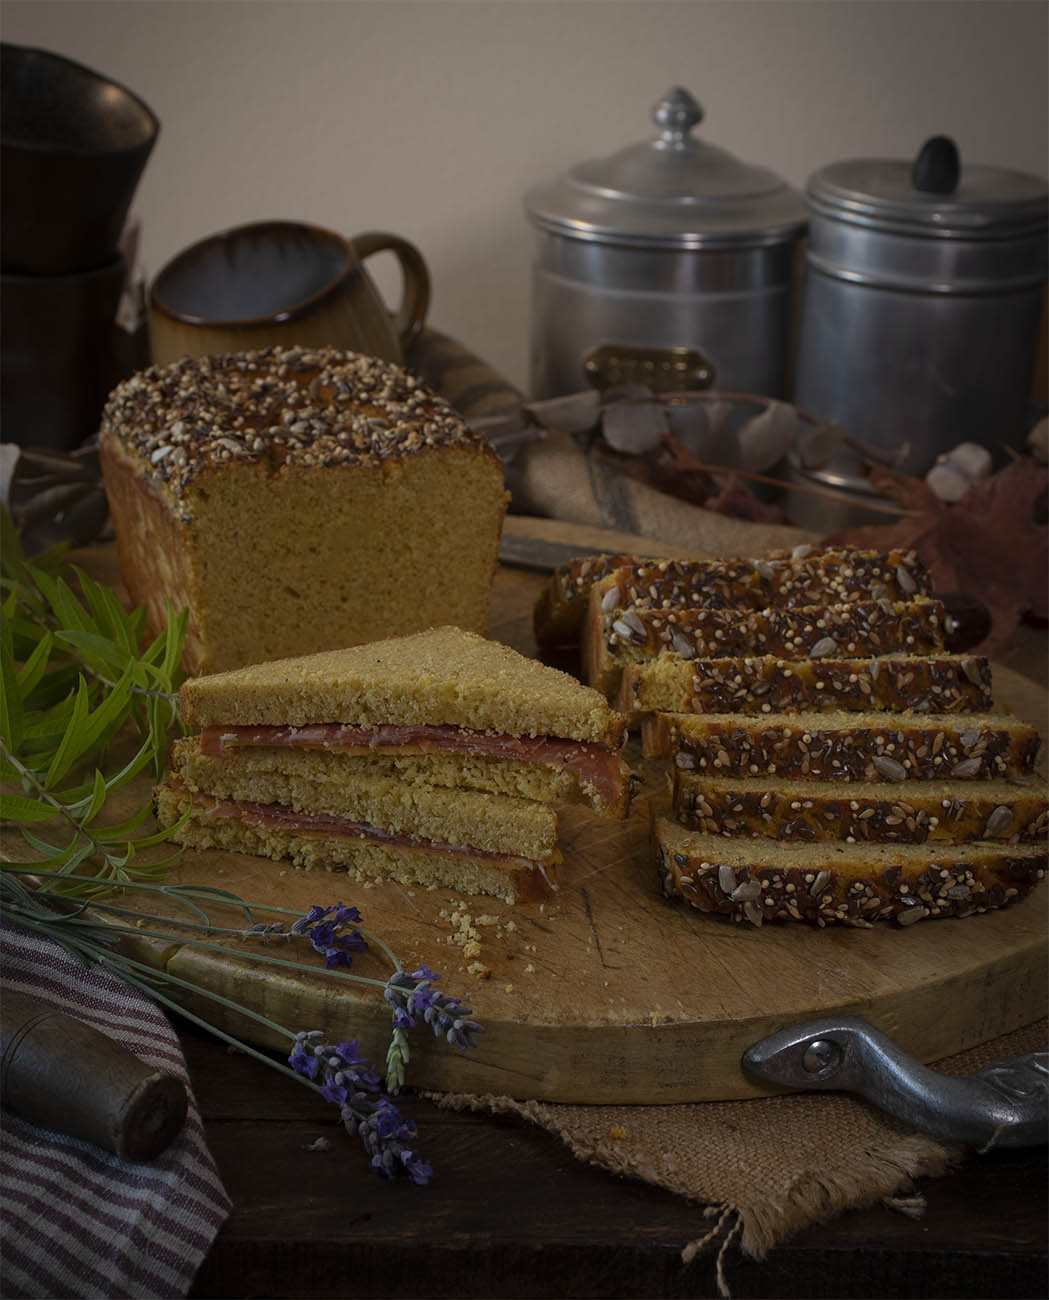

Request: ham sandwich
left=155, top=626, right=633, bottom=903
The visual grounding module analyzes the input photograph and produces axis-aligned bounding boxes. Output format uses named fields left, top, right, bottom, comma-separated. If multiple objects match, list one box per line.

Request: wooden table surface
left=177, top=519, right=1048, bottom=1300
left=182, top=1022, right=1047, bottom=1300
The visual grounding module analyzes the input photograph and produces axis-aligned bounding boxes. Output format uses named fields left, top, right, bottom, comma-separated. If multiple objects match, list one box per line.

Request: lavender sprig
left=289, top=1030, right=432, bottom=1185
left=383, top=963, right=485, bottom=1091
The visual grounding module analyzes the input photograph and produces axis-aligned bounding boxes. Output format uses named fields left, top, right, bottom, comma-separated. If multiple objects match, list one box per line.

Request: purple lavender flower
left=384, top=968, right=485, bottom=1053
left=288, top=902, right=369, bottom=969
left=289, top=1030, right=431, bottom=1185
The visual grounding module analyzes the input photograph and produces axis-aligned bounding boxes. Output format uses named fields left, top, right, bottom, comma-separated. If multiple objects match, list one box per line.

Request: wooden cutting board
left=17, top=520, right=1049, bottom=1103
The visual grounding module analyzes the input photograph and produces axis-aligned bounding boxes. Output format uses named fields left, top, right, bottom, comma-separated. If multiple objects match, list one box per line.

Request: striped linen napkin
left=0, top=922, right=232, bottom=1300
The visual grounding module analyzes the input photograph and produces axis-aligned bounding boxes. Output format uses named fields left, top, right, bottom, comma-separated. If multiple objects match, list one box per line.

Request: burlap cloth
left=427, top=1019, right=1047, bottom=1296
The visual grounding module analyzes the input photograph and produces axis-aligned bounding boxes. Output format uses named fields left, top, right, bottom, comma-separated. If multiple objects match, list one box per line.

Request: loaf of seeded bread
left=619, top=653, right=991, bottom=718
left=651, top=806, right=1047, bottom=929
left=584, top=594, right=946, bottom=698
left=672, top=770, right=1048, bottom=844
left=642, top=709, right=1044, bottom=780
left=99, top=346, right=510, bottom=674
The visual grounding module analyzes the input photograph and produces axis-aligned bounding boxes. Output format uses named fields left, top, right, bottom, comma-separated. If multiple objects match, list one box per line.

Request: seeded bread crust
left=594, top=546, right=929, bottom=613
left=154, top=783, right=554, bottom=905
left=619, top=653, right=991, bottom=718
left=171, top=737, right=560, bottom=862
left=180, top=626, right=627, bottom=747
left=534, top=545, right=931, bottom=651
left=99, top=346, right=509, bottom=674
left=672, top=771, right=1049, bottom=844
left=642, top=710, right=1044, bottom=781
left=534, top=553, right=641, bottom=650
left=585, top=594, right=946, bottom=698
left=651, top=808, right=1047, bottom=929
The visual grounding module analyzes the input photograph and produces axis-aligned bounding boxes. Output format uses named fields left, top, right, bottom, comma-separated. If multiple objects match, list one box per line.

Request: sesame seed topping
left=100, top=345, right=483, bottom=501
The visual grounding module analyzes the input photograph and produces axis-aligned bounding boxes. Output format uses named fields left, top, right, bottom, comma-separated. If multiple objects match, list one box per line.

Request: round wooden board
left=19, top=527, right=1049, bottom=1104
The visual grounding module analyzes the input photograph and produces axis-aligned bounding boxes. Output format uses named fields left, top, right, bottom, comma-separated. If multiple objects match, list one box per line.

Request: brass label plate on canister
left=583, top=344, right=715, bottom=393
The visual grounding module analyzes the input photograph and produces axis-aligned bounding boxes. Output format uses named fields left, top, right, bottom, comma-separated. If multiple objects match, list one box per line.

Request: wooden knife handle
left=1, top=990, right=188, bottom=1162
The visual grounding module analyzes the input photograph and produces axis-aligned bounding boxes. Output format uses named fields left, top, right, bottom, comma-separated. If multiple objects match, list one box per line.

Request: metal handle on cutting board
left=742, top=1016, right=1048, bottom=1149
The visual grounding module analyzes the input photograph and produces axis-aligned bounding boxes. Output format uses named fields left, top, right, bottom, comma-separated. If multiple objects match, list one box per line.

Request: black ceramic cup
left=1, top=254, right=128, bottom=449
left=1, top=43, right=159, bottom=274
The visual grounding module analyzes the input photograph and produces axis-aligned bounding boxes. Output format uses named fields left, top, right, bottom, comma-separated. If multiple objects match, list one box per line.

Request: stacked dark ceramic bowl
left=2, top=44, right=158, bottom=449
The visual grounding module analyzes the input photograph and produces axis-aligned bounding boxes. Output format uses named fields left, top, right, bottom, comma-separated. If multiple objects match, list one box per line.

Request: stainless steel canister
left=524, top=87, right=808, bottom=400
left=793, top=139, right=1048, bottom=481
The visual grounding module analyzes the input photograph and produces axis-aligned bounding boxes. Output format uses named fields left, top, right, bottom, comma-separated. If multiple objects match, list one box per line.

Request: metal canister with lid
left=793, top=138, right=1048, bottom=481
left=523, top=87, right=808, bottom=400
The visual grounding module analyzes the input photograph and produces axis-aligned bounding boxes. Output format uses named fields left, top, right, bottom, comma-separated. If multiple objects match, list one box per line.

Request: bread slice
left=175, top=738, right=587, bottom=806
left=651, top=806, right=1047, bottom=928
left=181, top=624, right=621, bottom=738
left=672, top=770, right=1049, bottom=844
left=171, top=737, right=560, bottom=862
left=534, top=545, right=931, bottom=652
left=642, top=710, right=1044, bottom=782
left=533, top=553, right=641, bottom=650
left=155, top=780, right=556, bottom=904
left=619, top=653, right=991, bottom=719
left=584, top=594, right=946, bottom=698
left=593, top=546, right=929, bottom=614
left=99, top=346, right=509, bottom=674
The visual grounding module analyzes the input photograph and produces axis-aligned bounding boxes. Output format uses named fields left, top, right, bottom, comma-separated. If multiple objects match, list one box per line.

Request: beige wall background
left=4, top=0, right=1047, bottom=393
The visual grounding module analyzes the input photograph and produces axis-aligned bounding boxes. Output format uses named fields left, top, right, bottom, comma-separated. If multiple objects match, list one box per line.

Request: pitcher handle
left=349, top=231, right=431, bottom=351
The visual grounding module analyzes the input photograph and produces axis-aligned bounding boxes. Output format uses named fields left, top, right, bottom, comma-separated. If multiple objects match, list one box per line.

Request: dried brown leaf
left=831, top=457, right=1048, bottom=659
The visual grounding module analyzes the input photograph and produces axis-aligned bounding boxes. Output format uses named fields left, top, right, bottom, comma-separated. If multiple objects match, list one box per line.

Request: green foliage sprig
left=0, top=506, right=188, bottom=893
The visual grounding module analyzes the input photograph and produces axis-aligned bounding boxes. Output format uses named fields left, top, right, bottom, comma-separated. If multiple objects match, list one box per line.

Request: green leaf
left=74, top=567, right=141, bottom=654
left=68, top=769, right=109, bottom=823
left=16, top=630, right=55, bottom=699
left=0, top=615, right=23, bottom=751
left=91, top=803, right=154, bottom=840
left=41, top=674, right=90, bottom=788
left=18, top=826, right=67, bottom=856
left=0, top=792, right=60, bottom=823
left=55, top=629, right=136, bottom=675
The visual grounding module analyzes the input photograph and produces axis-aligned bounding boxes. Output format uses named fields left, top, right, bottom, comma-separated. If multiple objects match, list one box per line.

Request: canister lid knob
left=652, top=86, right=703, bottom=146
left=912, top=135, right=961, bottom=195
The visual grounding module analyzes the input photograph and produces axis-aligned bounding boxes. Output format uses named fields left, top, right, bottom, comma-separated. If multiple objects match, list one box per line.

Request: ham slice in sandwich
left=155, top=626, right=633, bottom=903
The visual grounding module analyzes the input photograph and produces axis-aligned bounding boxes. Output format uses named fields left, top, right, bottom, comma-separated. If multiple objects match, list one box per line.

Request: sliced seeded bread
left=651, top=806, right=1047, bottom=929
left=672, top=770, right=1049, bottom=844
left=642, top=710, right=1044, bottom=781
left=595, top=546, right=930, bottom=615
left=533, top=553, right=641, bottom=649
left=619, top=653, right=991, bottom=719
left=534, top=544, right=930, bottom=650
left=584, top=594, right=947, bottom=698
